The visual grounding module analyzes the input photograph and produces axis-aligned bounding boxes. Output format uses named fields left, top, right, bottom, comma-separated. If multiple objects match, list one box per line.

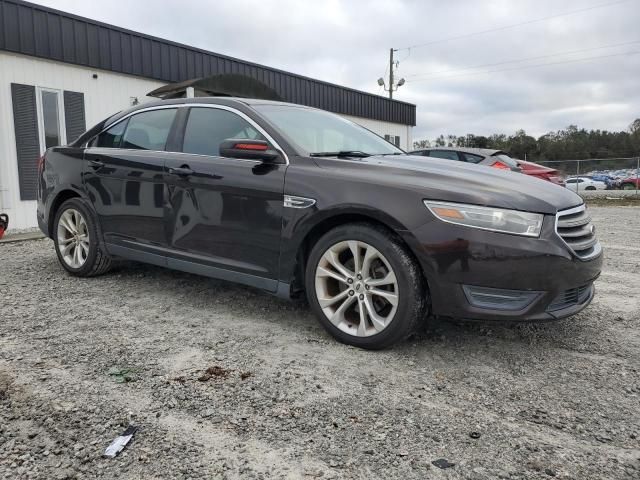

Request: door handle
left=168, top=166, right=194, bottom=177
left=88, top=159, right=104, bottom=169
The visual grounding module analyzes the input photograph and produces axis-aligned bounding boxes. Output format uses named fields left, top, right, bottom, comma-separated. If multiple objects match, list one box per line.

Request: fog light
left=462, top=285, right=541, bottom=311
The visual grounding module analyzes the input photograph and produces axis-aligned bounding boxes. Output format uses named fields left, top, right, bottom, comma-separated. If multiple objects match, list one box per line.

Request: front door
left=164, top=106, right=286, bottom=289
left=83, top=108, right=178, bottom=249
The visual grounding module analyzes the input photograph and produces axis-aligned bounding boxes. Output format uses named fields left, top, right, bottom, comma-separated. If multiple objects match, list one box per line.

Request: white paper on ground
left=104, top=426, right=138, bottom=458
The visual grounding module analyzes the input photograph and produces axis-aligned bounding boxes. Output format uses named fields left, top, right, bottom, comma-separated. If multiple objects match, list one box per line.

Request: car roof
left=411, top=147, right=504, bottom=157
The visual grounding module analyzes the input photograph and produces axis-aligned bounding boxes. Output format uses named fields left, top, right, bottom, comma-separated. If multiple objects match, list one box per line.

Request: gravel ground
left=1, top=206, right=639, bottom=480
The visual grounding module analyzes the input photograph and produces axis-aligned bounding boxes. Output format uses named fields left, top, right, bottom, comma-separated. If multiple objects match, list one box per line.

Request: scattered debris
left=469, top=431, right=481, bottom=439
left=432, top=458, right=455, bottom=469
left=108, top=367, right=137, bottom=383
left=172, top=376, right=187, bottom=383
left=198, top=366, right=231, bottom=382
left=240, top=371, right=253, bottom=380
left=104, top=425, right=137, bottom=458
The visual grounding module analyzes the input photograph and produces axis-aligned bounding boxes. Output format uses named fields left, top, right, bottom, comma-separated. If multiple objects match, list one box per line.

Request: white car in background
left=565, top=177, right=607, bottom=191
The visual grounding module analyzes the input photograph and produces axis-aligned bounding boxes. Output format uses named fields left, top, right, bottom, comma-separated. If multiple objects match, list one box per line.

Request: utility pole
left=377, top=49, right=405, bottom=98
left=389, top=48, right=394, bottom=100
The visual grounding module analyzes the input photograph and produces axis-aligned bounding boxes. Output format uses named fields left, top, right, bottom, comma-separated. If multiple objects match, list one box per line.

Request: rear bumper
left=404, top=213, right=603, bottom=322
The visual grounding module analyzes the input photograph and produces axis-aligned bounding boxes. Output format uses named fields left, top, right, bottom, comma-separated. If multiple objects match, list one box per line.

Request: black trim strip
left=105, top=243, right=279, bottom=293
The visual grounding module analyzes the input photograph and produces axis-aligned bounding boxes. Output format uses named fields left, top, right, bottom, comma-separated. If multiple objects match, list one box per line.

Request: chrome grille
left=547, top=284, right=592, bottom=311
left=555, top=204, right=600, bottom=259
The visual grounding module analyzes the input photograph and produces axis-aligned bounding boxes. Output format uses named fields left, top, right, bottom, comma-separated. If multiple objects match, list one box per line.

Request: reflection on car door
left=83, top=108, right=178, bottom=251
left=163, top=106, right=286, bottom=291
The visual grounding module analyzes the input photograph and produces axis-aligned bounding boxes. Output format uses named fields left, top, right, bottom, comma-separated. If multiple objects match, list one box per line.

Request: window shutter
left=63, top=90, right=86, bottom=143
left=11, top=83, right=40, bottom=201
left=395, top=136, right=400, bottom=147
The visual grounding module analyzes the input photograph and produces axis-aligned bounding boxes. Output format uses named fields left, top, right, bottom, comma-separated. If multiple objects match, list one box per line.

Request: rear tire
left=622, top=183, right=636, bottom=190
left=53, top=198, right=112, bottom=277
left=305, top=223, right=426, bottom=349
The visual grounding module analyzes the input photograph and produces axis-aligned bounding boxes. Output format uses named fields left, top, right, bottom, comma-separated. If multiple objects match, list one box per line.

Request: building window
left=36, top=87, right=66, bottom=154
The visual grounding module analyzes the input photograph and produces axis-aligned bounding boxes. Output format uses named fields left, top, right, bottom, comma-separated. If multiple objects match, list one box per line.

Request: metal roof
left=0, top=0, right=416, bottom=126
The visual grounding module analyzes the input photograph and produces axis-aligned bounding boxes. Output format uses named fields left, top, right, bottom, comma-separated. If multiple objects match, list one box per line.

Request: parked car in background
left=38, top=98, right=602, bottom=349
left=620, top=176, right=640, bottom=190
left=589, top=174, right=616, bottom=189
left=565, top=177, right=607, bottom=191
left=514, top=159, right=565, bottom=186
left=408, top=147, right=521, bottom=172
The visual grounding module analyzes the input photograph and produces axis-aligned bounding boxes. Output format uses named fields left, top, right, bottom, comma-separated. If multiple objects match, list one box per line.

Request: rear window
left=428, top=150, right=460, bottom=161
left=462, top=152, right=484, bottom=163
left=96, top=120, right=127, bottom=148
left=121, top=109, right=177, bottom=151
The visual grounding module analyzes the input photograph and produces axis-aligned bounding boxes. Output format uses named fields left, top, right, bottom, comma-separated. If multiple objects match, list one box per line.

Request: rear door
left=163, top=105, right=286, bottom=290
left=83, top=107, right=178, bottom=253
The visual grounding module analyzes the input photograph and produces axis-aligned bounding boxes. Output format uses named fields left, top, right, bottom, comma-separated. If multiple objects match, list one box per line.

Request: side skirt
left=105, top=243, right=286, bottom=295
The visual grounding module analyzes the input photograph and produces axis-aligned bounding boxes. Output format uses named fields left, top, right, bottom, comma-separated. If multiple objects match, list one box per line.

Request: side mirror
left=219, top=139, right=280, bottom=162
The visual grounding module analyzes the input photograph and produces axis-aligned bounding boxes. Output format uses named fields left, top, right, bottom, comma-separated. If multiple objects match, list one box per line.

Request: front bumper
left=403, top=213, right=603, bottom=322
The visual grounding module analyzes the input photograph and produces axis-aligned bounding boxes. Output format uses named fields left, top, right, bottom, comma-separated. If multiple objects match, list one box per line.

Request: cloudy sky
left=33, top=0, right=640, bottom=141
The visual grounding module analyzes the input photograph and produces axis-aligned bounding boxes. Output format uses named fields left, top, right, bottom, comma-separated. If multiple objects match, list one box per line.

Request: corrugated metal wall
left=0, top=0, right=416, bottom=126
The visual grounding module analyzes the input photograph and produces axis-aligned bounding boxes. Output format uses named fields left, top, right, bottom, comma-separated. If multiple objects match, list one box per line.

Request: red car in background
left=515, top=159, right=566, bottom=187
left=408, top=147, right=566, bottom=186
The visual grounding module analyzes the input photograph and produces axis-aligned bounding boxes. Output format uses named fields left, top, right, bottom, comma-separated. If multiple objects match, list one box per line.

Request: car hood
left=319, top=154, right=583, bottom=215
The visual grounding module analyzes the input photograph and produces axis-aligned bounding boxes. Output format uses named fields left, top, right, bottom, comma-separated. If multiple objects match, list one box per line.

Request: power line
left=398, top=0, right=633, bottom=51
left=405, top=41, right=640, bottom=79
left=406, top=50, right=640, bottom=82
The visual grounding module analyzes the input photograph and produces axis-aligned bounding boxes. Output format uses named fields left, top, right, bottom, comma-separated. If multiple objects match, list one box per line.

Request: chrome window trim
left=555, top=204, right=602, bottom=261
left=89, top=103, right=290, bottom=165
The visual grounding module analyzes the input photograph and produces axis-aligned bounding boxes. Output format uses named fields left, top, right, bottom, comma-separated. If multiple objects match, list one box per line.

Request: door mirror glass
left=219, top=139, right=280, bottom=162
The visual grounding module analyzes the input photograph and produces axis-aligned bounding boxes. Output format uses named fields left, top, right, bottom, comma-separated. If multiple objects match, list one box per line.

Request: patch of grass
left=108, top=367, right=138, bottom=383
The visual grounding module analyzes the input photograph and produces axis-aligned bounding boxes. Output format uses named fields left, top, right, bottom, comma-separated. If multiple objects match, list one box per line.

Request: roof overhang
left=148, top=74, right=282, bottom=101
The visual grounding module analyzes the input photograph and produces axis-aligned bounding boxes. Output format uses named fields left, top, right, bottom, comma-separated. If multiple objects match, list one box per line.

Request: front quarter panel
left=279, top=156, right=433, bottom=284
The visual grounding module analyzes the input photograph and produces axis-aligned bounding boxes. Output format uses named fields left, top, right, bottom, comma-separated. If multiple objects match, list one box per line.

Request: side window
left=462, top=153, right=484, bottom=163
left=95, top=120, right=127, bottom=148
left=566, top=179, right=576, bottom=184
left=121, top=109, right=177, bottom=151
left=429, top=150, right=459, bottom=161
left=182, top=108, right=266, bottom=157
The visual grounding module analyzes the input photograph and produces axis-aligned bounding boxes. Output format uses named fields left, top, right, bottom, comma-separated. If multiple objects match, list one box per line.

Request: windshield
left=253, top=104, right=404, bottom=156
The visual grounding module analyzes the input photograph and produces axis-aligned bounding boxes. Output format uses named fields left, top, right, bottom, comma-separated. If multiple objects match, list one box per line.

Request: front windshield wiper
left=310, top=151, right=371, bottom=158
left=375, top=152, right=403, bottom=156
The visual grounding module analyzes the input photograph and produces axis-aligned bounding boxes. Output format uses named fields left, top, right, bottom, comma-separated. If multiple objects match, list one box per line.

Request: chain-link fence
left=536, top=157, right=640, bottom=196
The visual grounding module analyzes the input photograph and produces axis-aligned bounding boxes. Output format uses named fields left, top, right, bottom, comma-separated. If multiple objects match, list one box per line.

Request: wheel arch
left=47, top=189, right=83, bottom=237
left=289, top=210, right=430, bottom=300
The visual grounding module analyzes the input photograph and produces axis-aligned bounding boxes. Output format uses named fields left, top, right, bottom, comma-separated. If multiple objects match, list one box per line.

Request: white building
left=0, top=0, right=416, bottom=230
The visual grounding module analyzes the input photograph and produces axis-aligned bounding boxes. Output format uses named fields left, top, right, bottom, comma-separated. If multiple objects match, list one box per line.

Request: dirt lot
left=1, top=206, right=639, bottom=479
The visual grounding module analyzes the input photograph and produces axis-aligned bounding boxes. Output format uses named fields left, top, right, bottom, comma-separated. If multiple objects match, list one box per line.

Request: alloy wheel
left=57, top=208, right=90, bottom=269
left=314, top=240, right=399, bottom=337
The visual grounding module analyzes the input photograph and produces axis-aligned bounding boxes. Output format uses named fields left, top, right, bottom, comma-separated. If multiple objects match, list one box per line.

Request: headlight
left=424, top=200, right=543, bottom=237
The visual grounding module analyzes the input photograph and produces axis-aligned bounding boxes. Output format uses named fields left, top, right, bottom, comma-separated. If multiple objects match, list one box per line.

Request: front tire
left=305, top=223, right=426, bottom=349
left=53, top=198, right=112, bottom=277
